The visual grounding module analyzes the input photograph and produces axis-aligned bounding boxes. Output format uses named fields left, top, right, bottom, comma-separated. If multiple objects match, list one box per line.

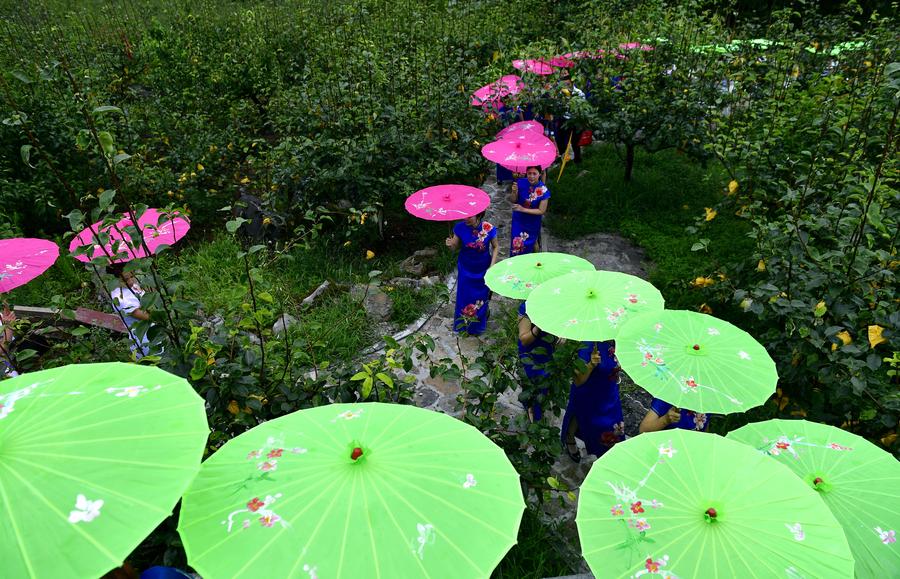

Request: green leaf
left=190, top=357, right=207, bottom=381
left=361, top=376, right=373, bottom=398
left=19, top=144, right=35, bottom=168
left=113, top=152, right=131, bottom=165
left=93, top=105, right=124, bottom=115
left=98, top=189, right=116, bottom=212
left=350, top=371, right=368, bottom=381
left=64, top=209, right=85, bottom=230
left=375, top=372, right=394, bottom=388
left=567, top=491, right=577, bottom=502
left=547, top=476, right=560, bottom=489
left=9, top=70, right=32, bottom=84
left=16, top=349, right=37, bottom=362
left=368, top=270, right=383, bottom=278
left=69, top=326, right=91, bottom=337
left=225, top=218, right=248, bottom=233
left=97, top=131, right=116, bottom=157
left=247, top=244, right=267, bottom=254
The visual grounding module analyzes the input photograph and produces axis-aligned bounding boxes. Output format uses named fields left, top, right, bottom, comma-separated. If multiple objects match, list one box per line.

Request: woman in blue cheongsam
left=639, top=398, right=710, bottom=433
left=561, top=341, right=625, bottom=462
left=508, top=166, right=550, bottom=256
left=445, top=212, right=499, bottom=335
left=517, top=302, right=556, bottom=421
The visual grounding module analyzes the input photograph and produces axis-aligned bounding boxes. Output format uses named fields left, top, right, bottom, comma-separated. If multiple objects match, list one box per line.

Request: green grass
left=546, top=145, right=754, bottom=309
left=385, top=283, right=449, bottom=327
left=492, top=507, right=575, bottom=579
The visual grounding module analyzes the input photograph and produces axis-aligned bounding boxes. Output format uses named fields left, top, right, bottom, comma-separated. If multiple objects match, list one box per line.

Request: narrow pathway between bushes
left=397, top=172, right=655, bottom=575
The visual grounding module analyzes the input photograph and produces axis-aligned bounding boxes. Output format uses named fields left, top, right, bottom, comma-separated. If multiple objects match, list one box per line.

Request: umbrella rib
left=378, top=467, right=517, bottom=540
left=0, top=465, right=37, bottom=578
left=24, top=452, right=200, bottom=470
left=19, top=431, right=207, bottom=449
left=383, top=465, right=524, bottom=508
left=7, top=455, right=177, bottom=514
left=181, top=462, right=337, bottom=497
left=2, top=464, right=121, bottom=565
left=365, top=407, right=446, bottom=451
left=369, top=479, right=434, bottom=579
left=334, top=470, right=359, bottom=578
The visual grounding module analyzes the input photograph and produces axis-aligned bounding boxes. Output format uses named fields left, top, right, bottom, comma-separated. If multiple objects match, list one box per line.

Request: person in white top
left=107, top=264, right=153, bottom=359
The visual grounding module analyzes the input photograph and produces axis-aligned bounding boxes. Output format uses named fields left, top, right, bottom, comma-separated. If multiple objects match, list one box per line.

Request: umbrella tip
left=351, top=447, right=363, bottom=461
left=535, top=262, right=542, bottom=268
left=813, top=476, right=823, bottom=486
left=704, top=507, right=717, bottom=520
left=692, top=344, right=700, bottom=351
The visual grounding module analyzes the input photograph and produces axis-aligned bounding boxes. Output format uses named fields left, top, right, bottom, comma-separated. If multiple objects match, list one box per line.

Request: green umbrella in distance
left=485, top=252, right=594, bottom=299
left=615, top=309, right=777, bottom=414
left=728, top=419, right=899, bottom=577
left=178, top=403, right=525, bottom=578
left=0, top=363, right=209, bottom=578
left=577, top=430, right=855, bottom=578
left=525, top=270, right=664, bottom=342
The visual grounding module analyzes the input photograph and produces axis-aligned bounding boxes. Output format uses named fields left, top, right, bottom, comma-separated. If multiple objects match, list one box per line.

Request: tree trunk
left=624, top=142, right=635, bottom=181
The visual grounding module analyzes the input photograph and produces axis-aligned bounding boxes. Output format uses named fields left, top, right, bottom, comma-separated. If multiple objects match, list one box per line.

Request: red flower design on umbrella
left=247, top=498, right=265, bottom=512
left=630, top=501, right=645, bottom=514
left=267, top=448, right=283, bottom=459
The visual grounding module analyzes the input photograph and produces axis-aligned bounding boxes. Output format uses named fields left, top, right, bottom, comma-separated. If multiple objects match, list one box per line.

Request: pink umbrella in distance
left=619, top=42, right=654, bottom=51
left=481, top=136, right=558, bottom=173
left=404, top=185, right=491, bottom=222
left=70, top=208, right=190, bottom=263
left=512, top=59, right=554, bottom=75
left=495, top=120, right=546, bottom=140
left=470, top=75, right=525, bottom=108
left=0, top=238, right=59, bottom=294
left=550, top=56, right=575, bottom=68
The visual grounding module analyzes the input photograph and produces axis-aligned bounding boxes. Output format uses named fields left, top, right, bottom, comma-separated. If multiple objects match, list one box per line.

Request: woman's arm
left=512, top=198, right=549, bottom=216
left=507, top=181, right=518, bottom=204
left=489, top=236, right=499, bottom=268
left=130, top=308, right=151, bottom=321
left=444, top=234, right=461, bottom=251
left=639, top=406, right=681, bottom=433
left=573, top=345, right=600, bottom=386
left=518, top=315, right=538, bottom=346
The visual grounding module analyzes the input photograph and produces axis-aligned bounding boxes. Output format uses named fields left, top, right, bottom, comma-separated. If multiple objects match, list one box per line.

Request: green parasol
left=728, top=419, right=899, bottom=577
left=525, top=270, right=664, bottom=342
left=0, top=363, right=209, bottom=578
left=615, top=309, right=777, bottom=414
left=484, top=252, right=594, bottom=299
left=178, top=402, right=525, bottom=578
left=577, top=430, right=855, bottom=578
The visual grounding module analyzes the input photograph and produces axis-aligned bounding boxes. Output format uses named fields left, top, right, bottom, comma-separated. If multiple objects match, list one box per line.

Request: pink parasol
left=512, top=59, right=554, bottom=75
left=470, top=75, right=525, bottom=108
left=563, top=49, right=606, bottom=60
left=70, top=208, right=190, bottom=263
left=550, top=56, right=576, bottom=68
left=495, top=120, right=546, bottom=140
left=404, top=185, right=491, bottom=222
left=481, top=136, right=558, bottom=173
left=619, top=42, right=654, bottom=51
left=0, top=238, right=59, bottom=294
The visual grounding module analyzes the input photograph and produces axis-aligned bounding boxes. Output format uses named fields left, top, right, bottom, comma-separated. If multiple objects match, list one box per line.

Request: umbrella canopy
left=481, top=136, right=558, bottom=173
left=615, top=309, right=778, bottom=414
left=485, top=252, right=594, bottom=300
left=0, top=363, right=209, bottom=578
left=0, top=238, right=59, bottom=294
left=577, top=430, right=855, bottom=578
left=178, top=403, right=525, bottom=578
left=549, top=56, right=575, bottom=68
left=495, top=120, right=546, bottom=140
left=728, top=419, right=900, bottom=577
left=470, top=75, right=525, bottom=108
left=563, top=49, right=608, bottom=60
left=70, top=208, right=190, bottom=263
left=512, top=59, right=554, bottom=75
left=404, top=185, right=491, bottom=222
left=618, top=42, right=655, bottom=51
left=525, top=270, right=664, bottom=341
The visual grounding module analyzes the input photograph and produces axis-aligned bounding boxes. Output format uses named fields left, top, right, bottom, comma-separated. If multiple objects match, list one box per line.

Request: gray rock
left=272, top=313, right=299, bottom=335
left=351, top=284, right=393, bottom=322
left=399, top=247, right=440, bottom=277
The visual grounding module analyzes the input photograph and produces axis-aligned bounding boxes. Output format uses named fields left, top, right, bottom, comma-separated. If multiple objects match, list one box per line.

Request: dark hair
left=526, top=166, right=541, bottom=174
left=106, top=262, right=127, bottom=278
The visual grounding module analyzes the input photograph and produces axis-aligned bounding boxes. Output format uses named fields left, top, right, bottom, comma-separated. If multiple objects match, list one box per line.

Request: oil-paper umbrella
left=512, top=59, right=554, bottom=75
left=404, top=185, right=491, bottom=222
left=178, top=403, right=525, bottom=578
left=70, top=208, right=190, bottom=263
left=481, top=136, right=558, bottom=173
left=485, top=252, right=594, bottom=300
left=0, top=238, right=59, bottom=294
left=728, top=419, right=900, bottom=577
left=525, top=270, right=664, bottom=341
left=495, top=120, right=545, bottom=140
left=577, top=430, right=855, bottom=578
left=0, top=363, right=209, bottom=578
left=615, top=309, right=778, bottom=414
left=470, top=75, right=525, bottom=108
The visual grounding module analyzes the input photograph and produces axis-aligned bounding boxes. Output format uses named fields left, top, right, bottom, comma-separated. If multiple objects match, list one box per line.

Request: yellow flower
left=262, top=217, right=272, bottom=226
left=728, top=180, right=739, bottom=195
left=167, top=190, right=174, bottom=197
left=227, top=400, right=240, bottom=415
left=691, top=276, right=715, bottom=288
left=473, top=140, right=481, bottom=147
left=190, top=172, right=197, bottom=177
left=227, top=142, right=234, bottom=150
left=450, top=130, right=458, bottom=141
left=868, top=325, right=886, bottom=348
left=831, top=330, right=853, bottom=350
left=366, top=250, right=375, bottom=260
left=757, top=259, right=766, bottom=272
left=864, top=60, right=872, bottom=67
left=704, top=207, right=717, bottom=221
left=209, top=144, right=218, bottom=153
left=561, top=88, right=571, bottom=97
left=343, top=240, right=351, bottom=247
left=699, top=303, right=713, bottom=314
left=240, top=177, right=250, bottom=184
left=717, top=272, right=727, bottom=281
left=881, top=432, right=898, bottom=447
left=196, top=163, right=204, bottom=171
left=360, top=213, right=367, bottom=225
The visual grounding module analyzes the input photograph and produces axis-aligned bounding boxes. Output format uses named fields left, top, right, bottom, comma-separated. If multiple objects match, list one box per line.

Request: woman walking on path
left=517, top=302, right=556, bottom=421
left=445, top=212, right=499, bottom=335
left=561, top=341, right=625, bottom=462
left=508, top=166, right=550, bottom=256
left=107, top=264, right=154, bottom=359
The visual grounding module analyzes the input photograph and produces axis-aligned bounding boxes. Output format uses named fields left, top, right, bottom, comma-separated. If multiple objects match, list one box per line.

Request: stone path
left=392, top=173, right=654, bottom=576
